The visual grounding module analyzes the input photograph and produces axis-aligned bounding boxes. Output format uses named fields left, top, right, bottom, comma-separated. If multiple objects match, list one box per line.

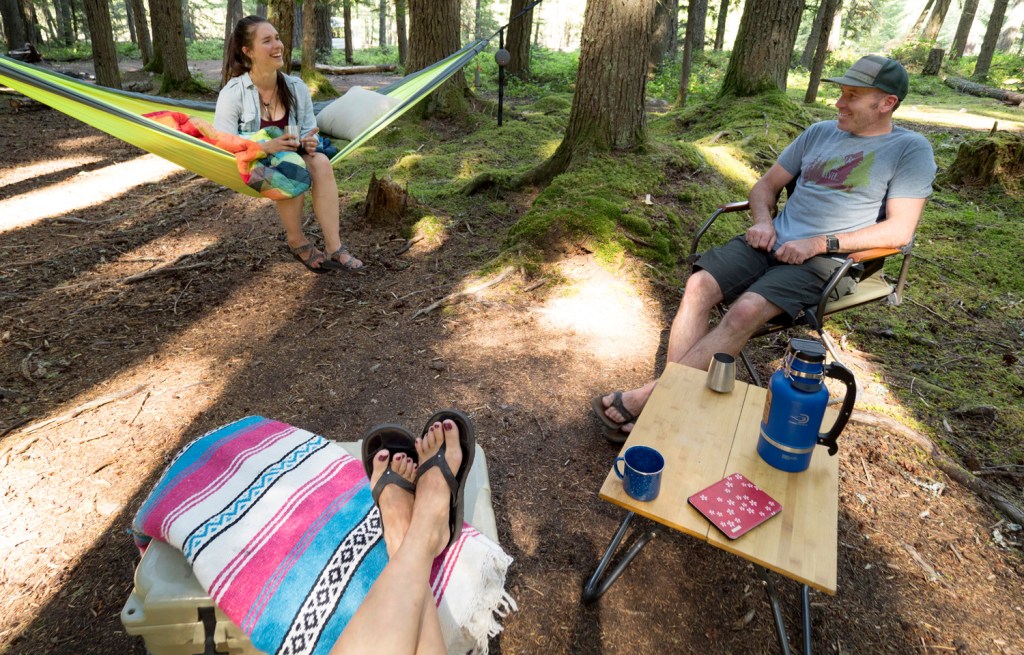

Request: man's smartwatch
left=825, top=234, right=840, bottom=254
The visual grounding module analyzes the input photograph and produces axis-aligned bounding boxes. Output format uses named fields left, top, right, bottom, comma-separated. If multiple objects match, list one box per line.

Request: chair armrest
left=689, top=201, right=750, bottom=261
left=846, top=247, right=899, bottom=263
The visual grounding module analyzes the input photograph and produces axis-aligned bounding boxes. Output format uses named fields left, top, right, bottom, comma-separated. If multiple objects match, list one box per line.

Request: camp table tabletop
left=584, top=362, right=839, bottom=655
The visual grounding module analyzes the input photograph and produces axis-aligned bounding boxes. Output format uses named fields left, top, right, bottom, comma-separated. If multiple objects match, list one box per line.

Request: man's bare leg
left=329, top=422, right=462, bottom=655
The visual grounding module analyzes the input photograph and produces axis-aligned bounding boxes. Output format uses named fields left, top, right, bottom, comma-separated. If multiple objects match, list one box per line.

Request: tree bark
left=56, top=0, right=74, bottom=44
left=973, top=0, right=1009, bottom=80
left=920, top=0, right=952, bottom=42
left=125, top=0, right=137, bottom=44
left=804, top=0, right=840, bottom=103
left=922, top=47, right=944, bottom=75
left=649, top=0, right=674, bottom=72
left=128, top=0, right=151, bottom=65
left=949, top=0, right=978, bottom=59
left=221, top=0, right=243, bottom=84
left=714, top=0, right=729, bottom=50
left=800, top=0, right=824, bottom=68
left=342, top=0, right=352, bottom=63
left=150, top=0, right=191, bottom=92
left=907, top=0, right=934, bottom=39
left=315, top=1, right=331, bottom=61
left=269, top=0, right=295, bottom=63
left=720, top=0, right=804, bottom=97
left=1, top=0, right=29, bottom=48
left=256, top=0, right=267, bottom=19
left=507, top=0, right=534, bottom=80
left=679, top=0, right=708, bottom=105
left=944, top=75, right=1024, bottom=106
left=527, top=0, right=657, bottom=184
left=81, top=0, right=121, bottom=88
left=379, top=0, right=387, bottom=48
left=395, top=0, right=407, bottom=66
left=301, top=0, right=316, bottom=76
left=408, top=0, right=466, bottom=115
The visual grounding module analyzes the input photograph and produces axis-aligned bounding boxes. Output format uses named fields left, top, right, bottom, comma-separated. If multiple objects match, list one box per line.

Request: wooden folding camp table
left=584, top=362, right=839, bottom=655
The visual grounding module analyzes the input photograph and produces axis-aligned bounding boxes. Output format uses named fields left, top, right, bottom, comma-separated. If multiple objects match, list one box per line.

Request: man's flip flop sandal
left=362, top=423, right=418, bottom=504
left=590, top=392, right=638, bottom=443
left=417, top=409, right=476, bottom=549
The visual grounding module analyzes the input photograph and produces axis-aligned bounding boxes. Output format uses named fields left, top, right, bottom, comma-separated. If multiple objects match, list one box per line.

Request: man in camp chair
left=593, top=55, right=936, bottom=443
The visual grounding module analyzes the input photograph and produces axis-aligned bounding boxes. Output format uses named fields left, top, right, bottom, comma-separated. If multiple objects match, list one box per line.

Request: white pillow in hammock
left=316, top=86, right=401, bottom=141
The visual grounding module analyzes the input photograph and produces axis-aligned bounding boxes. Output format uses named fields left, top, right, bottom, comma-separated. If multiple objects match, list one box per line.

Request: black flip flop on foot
left=590, top=391, right=637, bottom=443
left=362, top=423, right=418, bottom=504
left=417, top=409, right=476, bottom=548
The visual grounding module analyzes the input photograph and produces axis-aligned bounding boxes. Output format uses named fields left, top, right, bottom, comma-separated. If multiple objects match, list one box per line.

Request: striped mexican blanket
left=133, top=416, right=514, bottom=655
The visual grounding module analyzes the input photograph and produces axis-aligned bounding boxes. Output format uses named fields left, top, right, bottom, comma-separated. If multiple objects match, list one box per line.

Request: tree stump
left=362, top=173, right=412, bottom=225
left=941, top=133, right=1024, bottom=192
left=922, top=48, right=944, bottom=75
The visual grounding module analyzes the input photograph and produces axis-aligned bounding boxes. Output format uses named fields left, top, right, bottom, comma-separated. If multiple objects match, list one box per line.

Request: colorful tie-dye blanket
left=133, top=415, right=514, bottom=655
left=144, top=111, right=336, bottom=201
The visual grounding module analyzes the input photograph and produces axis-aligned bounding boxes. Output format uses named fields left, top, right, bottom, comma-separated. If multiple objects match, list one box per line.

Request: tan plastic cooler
left=121, top=442, right=498, bottom=655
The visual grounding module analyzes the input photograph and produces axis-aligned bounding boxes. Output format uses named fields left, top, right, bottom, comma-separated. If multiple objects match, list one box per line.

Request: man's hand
left=745, top=221, right=777, bottom=252
left=773, top=236, right=826, bottom=264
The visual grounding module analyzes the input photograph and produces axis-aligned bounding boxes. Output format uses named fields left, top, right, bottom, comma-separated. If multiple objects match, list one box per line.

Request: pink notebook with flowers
left=688, top=473, right=782, bottom=539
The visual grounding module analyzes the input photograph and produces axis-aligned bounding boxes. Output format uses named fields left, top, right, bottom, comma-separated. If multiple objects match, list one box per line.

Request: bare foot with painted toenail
left=415, top=420, right=463, bottom=557
left=368, top=450, right=417, bottom=557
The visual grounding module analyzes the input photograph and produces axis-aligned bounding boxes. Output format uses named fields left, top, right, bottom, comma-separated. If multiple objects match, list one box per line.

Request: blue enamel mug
left=614, top=445, right=664, bottom=501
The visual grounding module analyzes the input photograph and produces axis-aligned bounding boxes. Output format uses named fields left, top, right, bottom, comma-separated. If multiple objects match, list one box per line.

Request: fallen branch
left=943, top=76, right=1024, bottom=107
left=291, top=61, right=397, bottom=75
left=16, top=384, right=149, bottom=438
left=121, top=260, right=219, bottom=284
left=411, top=267, right=512, bottom=319
left=850, top=410, right=1024, bottom=525
left=900, top=542, right=942, bottom=583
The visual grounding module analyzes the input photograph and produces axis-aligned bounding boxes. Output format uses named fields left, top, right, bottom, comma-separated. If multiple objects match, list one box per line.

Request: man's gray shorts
left=694, top=236, right=855, bottom=320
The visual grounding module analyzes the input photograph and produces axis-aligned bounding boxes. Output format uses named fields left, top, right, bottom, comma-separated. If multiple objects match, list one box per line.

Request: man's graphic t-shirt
left=773, top=121, right=935, bottom=246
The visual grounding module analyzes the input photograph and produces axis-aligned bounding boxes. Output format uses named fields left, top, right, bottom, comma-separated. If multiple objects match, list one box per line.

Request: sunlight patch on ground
left=0, top=275, right=300, bottom=639
left=0, top=154, right=181, bottom=233
left=531, top=259, right=661, bottom=362
left=0, top=155, right=105, bottom=187
left=695, top=144, right=760, bottom=189
left=898, top=105, right=1024, bottom=133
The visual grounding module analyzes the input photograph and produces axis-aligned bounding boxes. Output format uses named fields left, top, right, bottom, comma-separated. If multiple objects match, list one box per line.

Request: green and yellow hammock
left=0, top=41, right=486, bottom=197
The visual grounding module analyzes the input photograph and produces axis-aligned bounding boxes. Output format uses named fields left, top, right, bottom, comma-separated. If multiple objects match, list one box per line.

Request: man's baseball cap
left=824, top=55, right=909, bottom=100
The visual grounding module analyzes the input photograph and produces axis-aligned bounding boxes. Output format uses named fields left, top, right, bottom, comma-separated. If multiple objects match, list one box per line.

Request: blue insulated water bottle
left=757, top=338, right=857, bottom=473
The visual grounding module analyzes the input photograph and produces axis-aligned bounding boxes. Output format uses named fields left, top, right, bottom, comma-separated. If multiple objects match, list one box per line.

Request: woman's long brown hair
left=223, top=15, right=295, bottom=123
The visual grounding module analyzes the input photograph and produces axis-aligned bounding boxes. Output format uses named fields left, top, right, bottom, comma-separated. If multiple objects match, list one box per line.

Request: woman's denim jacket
left=213, top=72, right=317, bottom=136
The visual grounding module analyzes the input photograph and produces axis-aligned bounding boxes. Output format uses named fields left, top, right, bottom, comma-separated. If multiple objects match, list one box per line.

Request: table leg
left=758, top=567, right=814, bottom=655
left=581, top=512, right=657, bottom=604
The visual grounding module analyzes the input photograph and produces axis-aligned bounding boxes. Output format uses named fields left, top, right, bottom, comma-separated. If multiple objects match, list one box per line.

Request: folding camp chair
left=688, top=196, right=914, bottom=387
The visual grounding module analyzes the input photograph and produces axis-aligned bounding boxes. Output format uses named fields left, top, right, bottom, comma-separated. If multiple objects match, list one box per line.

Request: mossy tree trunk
left=719, top=0, right=804, bottom=98
left=269, top=0, right=295, bottom=63
left=408, top=0, right=467, bottom=116
left=82, top=0, right=121, bottom=89
left=679, top=0, right=708, bottom=106
left=973, top=0, right=1009, bottom=80
left=524, top=0, right=656, bottom=186
left=949, top=0, right=979, bottom=60
left=221, top=0, right=243, bottom=85
left=804, top=0, right=841, bottom=103
left=506, top=0, right=533, bottom=80
left=713, top=0, right=729, bottom=50
left=395, top=0, right=407, bottom=66
left=150, top=0, right=192, bottom=93
left=1, top=0, right=29, bottom=49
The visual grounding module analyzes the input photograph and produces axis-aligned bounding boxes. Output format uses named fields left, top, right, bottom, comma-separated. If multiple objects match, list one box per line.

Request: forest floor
left=0, top=59, right=1022, bottom=655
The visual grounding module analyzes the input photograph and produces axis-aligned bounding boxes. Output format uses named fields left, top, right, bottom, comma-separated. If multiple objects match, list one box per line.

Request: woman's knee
left=307, top=153, right=333, bottom=180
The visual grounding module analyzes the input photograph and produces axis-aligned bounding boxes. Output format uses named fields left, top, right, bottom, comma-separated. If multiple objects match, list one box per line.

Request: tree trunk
left=944, top=75, right=1024, bottom=105
left=907, top=0, right=934, bottom=39
left=301, top=0, right=316, bottom=75
left=529, top=0, right=657, bottom=184
left=649, top=0, right=673, bottom=72
left=507, top=0, right=533, bottom=80
left=973, top=0, right=1009, bottom=80
left=720, top=0, right=804, bottom=97
left=949, top=0, right=978, bottom=58
left=269, top=0, right=295, bottom=62
left=714, top=0, right=729, bottom=50
left=39, top=2, right=57, bottom=43
left=221, top=0, right=243, bottom=84
left=395, top=0, right=407, bottom=66
left=679, top=0, right=709, bottom=105
left=363, top=172, right=411, bottom=225
left=922, top=47, right=944, bottom=75
left=316, top=0, right=331, bottom=61
left=256, top=1, right=267, bottom=19
left=920, top=0, right=952, bottom=42
left=342, top=0, right=352, bottom=63
left=81, top=0, right=121, bottom=88
left=378, top=0, right=387, bottom=48
left=71, top=0, right=83, bottom=41
left=1, top=0, right=28, bottom=48
left=799, top=0, right=824, bottom=68
left=128, top=0, right=152, bottom=65
left=150, top=0, right=191, bottom=92
left=125, top=0, right=136, bottom=43
left=57, top=0, right=74, bottom=44
left=804, top=0, right=840, bottom=103
left=474, top=0, right=482, bottom=39
left=943, top=133, right=1024, bottom=192
left=181, top=0, right=195, bottom=41
left=667, top=0, right=679, bottom=55
left=408, top=0, right=466, bottom=116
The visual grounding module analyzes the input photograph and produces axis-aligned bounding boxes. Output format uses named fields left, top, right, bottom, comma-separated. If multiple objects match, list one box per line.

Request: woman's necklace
left=258, top=88, right=276, bottom=120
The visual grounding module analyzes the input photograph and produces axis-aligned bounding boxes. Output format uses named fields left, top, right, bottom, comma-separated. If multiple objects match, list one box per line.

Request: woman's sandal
left=417, top=410, right=476, bottom=549
left=289, top=242, right=331, bottom=274
left=327, top=246, right=365, bottom=272
left=361, top=424, right=419, bottom=504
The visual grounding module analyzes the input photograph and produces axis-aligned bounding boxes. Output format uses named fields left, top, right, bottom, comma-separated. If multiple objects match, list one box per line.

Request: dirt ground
left=1, top=60, right=1023, bottom=655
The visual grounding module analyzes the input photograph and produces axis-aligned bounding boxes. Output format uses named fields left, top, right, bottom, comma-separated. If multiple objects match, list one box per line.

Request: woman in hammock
left=215, top=15, right=364, bottom=273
